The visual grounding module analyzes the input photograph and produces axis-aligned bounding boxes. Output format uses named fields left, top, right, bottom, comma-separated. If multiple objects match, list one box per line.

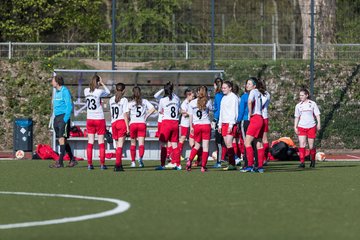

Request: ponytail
left=132, top=86, right=142, bottom=106
left=164, top=81, right=174, bottom=100
left=197, top=86, right=208, bottom=111
left=90, top=75, right=100, bottom=93
left=214, top=77, right=223, bottom=94
left=115, top=83, right=126, bottom=103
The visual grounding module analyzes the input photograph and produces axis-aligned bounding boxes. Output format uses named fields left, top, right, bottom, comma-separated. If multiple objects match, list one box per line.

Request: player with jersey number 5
left=84, top=75, right=110, bottom=170
left=186, top=86, right=213, bottom=172
left=156, top=82, right=181, bottom=170
left=128, top=86, right=156, bottom=168
left=109, top=83, right=129, bottom=172
left=294, top=87, right=321, bottom=168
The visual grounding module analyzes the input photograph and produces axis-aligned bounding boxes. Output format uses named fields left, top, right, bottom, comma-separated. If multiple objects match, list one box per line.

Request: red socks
left=130, top=145, right=136, bottom=162
left=202, top=151, right=209, bottom=167
left=257, top=148, right=264, bottom=168
left=197, top=147, right=203, bottom=163
left=188, top=148, right=198, bottom=162
left=167, top=146, right=173, bottom=159
left=221, top=146, right=227, bottom=161
left=178, top=142, right=184, bottom=155
left=227, top=147, right=235, bottom=166
left=139, top=145, right=145, bottom=158
left=87, top=143, right=93, bottom=165
left=299, top=147, right=306, bottom=163
left=171, top=147, right=181, bottom=166
left=99, top=143, right=105, bottom=165
left=115, top=147, right=122, bottom=167
left=263, top=143, right=269, bottom=162
left=160, top=146, right=167, bottom=166
left=310, top=148, right=316, bottom=161
left=246, top=146, right=254, bottom=167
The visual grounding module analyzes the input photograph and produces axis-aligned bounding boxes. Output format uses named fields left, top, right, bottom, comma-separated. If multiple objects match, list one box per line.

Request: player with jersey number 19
left=186, top=86, right=213, bottom=172
left=156, top=82, right=181, bottom=170
left=294, top=87, right=321, bottom=168
left=109, top=83, right=129, bottom=172
left=84, top=75, right=110, bottom=170
left=128, top=86, right=156, bottom=168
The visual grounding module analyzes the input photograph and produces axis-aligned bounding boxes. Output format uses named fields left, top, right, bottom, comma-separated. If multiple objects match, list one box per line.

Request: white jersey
left=188, top=99, right=213, bottom=125
left=261, top=91, right=271, bottom=119
left=84, top=87, right=110, bottom=120
left=158, top=95, right=180, bottom=121
left=128, top=99, right=154, bottom=124
left=248, top=89, right=263, bottom=116
left=295, top=100, right=320, bottom=128
left=219, top=92, right=239, bottom=127
left=180, top=99, right=191, bottom=127
left=109, top=96, right=129, bottom=123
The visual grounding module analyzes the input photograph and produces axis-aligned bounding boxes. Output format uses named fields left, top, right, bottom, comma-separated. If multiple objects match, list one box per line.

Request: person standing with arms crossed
left=50, top=75, right=77, bottom=168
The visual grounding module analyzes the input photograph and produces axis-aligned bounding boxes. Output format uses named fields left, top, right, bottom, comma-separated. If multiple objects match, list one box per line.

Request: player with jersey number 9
left=84, top=75, right=110, bottom=170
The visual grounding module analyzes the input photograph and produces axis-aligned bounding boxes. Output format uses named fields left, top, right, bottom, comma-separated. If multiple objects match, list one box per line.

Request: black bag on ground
left=270, top=141, right=289, bottom=161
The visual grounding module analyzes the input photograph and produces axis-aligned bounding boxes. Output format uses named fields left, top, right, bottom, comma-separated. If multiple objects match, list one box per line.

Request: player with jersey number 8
left=84, top=75, right=111, bottom=170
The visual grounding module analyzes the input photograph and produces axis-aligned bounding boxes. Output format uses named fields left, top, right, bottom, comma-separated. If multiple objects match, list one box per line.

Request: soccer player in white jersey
left=186, top=86, right=213, bottom=172
left=261, top=86, right=271, bottom=165
left=218, top=81, right=239, bottom=171
left=109, top=83, right=129, bottom=172
left=179, top=89, right=195, bottom=159
left=156, top=82, right=181, bottom=170
left=84, top=75, right=110, bottom=170
left=128, top=86, right=155, bottom=168
left=294, top=87, right=321, bottom=168
left=241, top=77, right=266, bottom=173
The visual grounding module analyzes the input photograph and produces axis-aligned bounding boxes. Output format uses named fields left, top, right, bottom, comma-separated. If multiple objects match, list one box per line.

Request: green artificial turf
left=0, top=160, right=359, bottom=240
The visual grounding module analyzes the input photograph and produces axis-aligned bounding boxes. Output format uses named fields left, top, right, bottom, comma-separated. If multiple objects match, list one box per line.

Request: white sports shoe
left=130, top=161, right=136, bottom=168
left=165, top=162, right=177, bottom=169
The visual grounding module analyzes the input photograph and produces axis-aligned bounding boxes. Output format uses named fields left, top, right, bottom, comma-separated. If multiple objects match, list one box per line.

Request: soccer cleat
left=240, top=166, right=253, bottom=172
left=165, top=162, right=177, bottom=169
left=222, top=165, right=237, bottom=171
left=186, top=161, right=192, bottom=171
left=255, top=167, right=265, bottom=173
left=174, top=165, right=182, bottom=170
left=49, top=161, right=64, bottom=168
left=138, top=159, right=144, bottom=168
left=201, top=167, right=208, bottom=172
left=212, top=162, right=222, bottom=168
left=67, top=160, right=78, bottom=168
left=309, top=160, right=316, bottom=168
left=130, top=161, right=136, bottom=168
left=100, top=165, right=108, bottom=170
left=298, top=163, right=305, bottom=168
left=114, top=165, right=124, bottom=172
left=155, top=165, right=166, bottom=170
left=263, top=160, right=269, bottom=166
left=235, top=158, right=243, bottom=166
left=88, top=165, right=94, bottom=170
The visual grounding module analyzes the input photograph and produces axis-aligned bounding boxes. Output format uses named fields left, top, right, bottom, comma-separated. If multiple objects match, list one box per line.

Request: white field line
left=346, top=155, right=360, bottom=159
left=0, top=191, right=130, bottom=230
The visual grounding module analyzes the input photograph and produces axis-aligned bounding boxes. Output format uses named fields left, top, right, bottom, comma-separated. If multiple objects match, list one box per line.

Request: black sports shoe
left=49, top=161, right=64, bottom=168
left=67, top=160, right=78, bottom=168
left=298, top=163, right=305, bottom=168
left=114, top=165, right=124, bottom=172
left=309, top=160, right=316, bottom=168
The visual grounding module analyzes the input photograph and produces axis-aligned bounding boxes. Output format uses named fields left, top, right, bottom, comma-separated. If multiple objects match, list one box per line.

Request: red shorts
left=263, top=118, right=269, bottom=133
left=86, top=119, right=106, bottom=135
left=130, top=123, right=147, bottom=138
left=159, top=120, right=179, bottom=143
left=112, top=120, right=127, bottom=140
left=221, top=123, right=236, bottom=137
left=233, top=124, right=240, bottom=138
left=193, top=124, right=211, bottom=143
left=180, top=126, right=194, bottom=139
left=246, top=115, right=264, bottom=139
left=155, top=121, right=162, bottom=138
left=298, top=126, right=316, bottom=139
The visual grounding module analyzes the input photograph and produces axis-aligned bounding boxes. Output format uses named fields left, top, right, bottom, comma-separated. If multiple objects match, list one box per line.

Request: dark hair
left=132, top=86, right=142, bottom=106
left=115, top=83, right=126, bottom=103
left=184, top=88, right=192, bottom=97
left=54, top=76, right=64, bottom=86
left=197, top=86, right=208, bottom=111
left=164, top=81, right=174, bottom=100
left=300, top=86, right=311, bottom=100
left=223, top=80, right=233, bottom=90
left=90, top=75, right=100, bottom=92
left=247, top=77, right=266, bottom=95
left=232, top=83, right=239, bottom=95
left=214, top=77, right=223, bottom=94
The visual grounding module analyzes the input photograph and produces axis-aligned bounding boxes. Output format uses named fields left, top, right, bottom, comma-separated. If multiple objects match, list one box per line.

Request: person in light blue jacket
left=212, top=77, right=224, bottom=168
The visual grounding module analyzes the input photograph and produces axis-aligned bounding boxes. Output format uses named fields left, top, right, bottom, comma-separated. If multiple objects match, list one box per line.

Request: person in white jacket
left=218, top=81, right=239, bottom=170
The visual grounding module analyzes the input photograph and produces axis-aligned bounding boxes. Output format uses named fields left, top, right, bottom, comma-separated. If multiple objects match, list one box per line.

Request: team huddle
left=50, top=74, right=321, bottom=172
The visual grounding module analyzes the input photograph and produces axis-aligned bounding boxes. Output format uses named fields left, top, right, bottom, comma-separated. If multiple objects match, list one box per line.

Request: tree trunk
left=272, top=0, right=281, bottom=52
left=316, top=0, right=336, bottom=58
left=102, top=0, right=112, bottom=29
left=299, top=0, right=311, bottom=59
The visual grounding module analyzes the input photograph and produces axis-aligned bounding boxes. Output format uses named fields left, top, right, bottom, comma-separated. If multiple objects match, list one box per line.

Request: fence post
left=8, top=41, right=12, bottom=59
left=97, top=42, right=100, bottom=61
left=185, top=42, right=189, bottom=60
left=273, top=43, right=277, bottom=61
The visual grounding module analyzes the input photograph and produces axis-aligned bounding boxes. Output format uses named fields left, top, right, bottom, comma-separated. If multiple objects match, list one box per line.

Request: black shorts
left=54, top=114, right=70, bottom=139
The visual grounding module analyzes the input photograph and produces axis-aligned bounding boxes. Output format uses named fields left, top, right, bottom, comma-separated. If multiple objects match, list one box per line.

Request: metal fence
left=1, top=42, right=360, bottom=62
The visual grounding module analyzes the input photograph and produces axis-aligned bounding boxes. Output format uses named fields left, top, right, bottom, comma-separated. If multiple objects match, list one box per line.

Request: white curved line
left=0, top=191, right=130, bottom=230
